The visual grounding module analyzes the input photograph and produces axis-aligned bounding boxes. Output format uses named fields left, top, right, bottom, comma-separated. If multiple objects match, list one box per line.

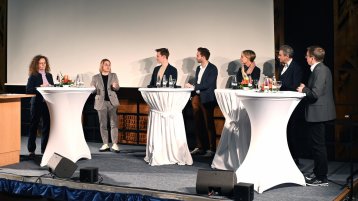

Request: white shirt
left=196, top=63, right=208, bottom=94
left=281, top=59, right=292, bottom=75
left=310, top=62, right=320, bottom=72
left=197, top=64, right=207, bottom=84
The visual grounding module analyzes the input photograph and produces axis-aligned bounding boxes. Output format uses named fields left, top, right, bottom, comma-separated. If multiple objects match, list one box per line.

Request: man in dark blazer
left=278, top=45, right=303, bottom=166
left=149, top=48, right=177, bottom=87
left=278, top=45, right=303, bottom=91
left=185, top=47, right=218, bottom=157
left=297, top=46, right=336, bottom=186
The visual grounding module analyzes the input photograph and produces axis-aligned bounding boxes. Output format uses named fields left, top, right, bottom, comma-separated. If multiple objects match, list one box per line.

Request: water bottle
left=231, top=75, right=238, bottom=89
left=156, top=76, right=161, bottom=87
left=162, top=75, right=167, bottom=88
left=272, top=75, right=277, bottom=92
left=169, top=75, right=173, bottom=88
left=264, top=76, right=269, bottom=92
left=75, top=74, right=80, bottom=87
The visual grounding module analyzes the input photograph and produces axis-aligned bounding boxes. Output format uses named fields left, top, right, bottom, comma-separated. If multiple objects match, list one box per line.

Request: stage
left=0, top=136, right=356, bottom=201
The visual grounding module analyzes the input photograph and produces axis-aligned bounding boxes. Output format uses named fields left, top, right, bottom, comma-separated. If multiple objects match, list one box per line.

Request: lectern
left=0, top=94, right=34, bottom=166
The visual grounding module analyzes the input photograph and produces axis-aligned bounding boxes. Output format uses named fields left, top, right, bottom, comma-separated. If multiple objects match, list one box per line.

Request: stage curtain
left=0, top=178, right=176, bottom=201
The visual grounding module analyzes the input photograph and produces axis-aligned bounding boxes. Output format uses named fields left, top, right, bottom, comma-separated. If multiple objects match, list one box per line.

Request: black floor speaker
left=234, top=182, right=254, bottom=201
left=47, top=153, right=78, bottom=178
left=196, top=169, right=237, bottom=196
left=80, top=167, right=98, bottom=183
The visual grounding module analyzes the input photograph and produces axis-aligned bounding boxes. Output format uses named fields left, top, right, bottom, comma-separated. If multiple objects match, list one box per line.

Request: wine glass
left=253, top=79, right=258, bottom=90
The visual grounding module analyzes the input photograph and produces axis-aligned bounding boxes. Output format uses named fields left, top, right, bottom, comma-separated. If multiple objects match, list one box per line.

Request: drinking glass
left=272, top=80, right=277, bottom=92
left=77, top=74, right=85, bottom=87
left=275, top=81, right=282, bottom=91
left=172, top=78, right=177, bottom=88
left=231, top=75, right=238, bottom=89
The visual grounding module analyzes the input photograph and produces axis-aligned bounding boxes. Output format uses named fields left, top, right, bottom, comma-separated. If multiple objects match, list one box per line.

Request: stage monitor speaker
left=47, top=153, right=78, bottom=178
left=80, top=167, right=98, bottom=183
left=234, top=182, right=254, bottom=201
left=196, top=169, right=237, bottom=196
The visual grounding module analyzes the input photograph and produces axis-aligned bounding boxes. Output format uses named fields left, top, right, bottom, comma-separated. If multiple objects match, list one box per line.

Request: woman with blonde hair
left=236, top=50, right=261, bottom=83
left=91, top=59, right=120, bottom=152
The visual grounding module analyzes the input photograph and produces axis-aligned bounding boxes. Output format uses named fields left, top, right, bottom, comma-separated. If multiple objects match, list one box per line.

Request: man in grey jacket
left=297, top=46, right=336, bottom=186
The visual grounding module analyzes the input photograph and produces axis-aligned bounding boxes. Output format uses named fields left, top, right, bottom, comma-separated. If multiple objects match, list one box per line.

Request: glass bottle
left=272, top=75, right=277, bottom=92
left=231, top=75, right=238, bottom=89
left=169, top=75, right=173, bottom=88
left=162, top=75, right=167, bottom=88
left=156, top=76, right=161, bottom=88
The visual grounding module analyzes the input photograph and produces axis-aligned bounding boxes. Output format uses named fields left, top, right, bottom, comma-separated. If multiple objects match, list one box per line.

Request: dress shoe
left=306, top=177, right=328, bottom=186
left=99, top=144, right=110, bottom=152
left=203, top=150, right=215, bottom=157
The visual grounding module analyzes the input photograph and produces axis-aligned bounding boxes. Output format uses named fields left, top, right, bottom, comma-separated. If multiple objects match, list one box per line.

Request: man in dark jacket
left=278, top=45, right=303, bottom=166
left=297, top=46, right=336, bottom=186
left=185, top=47, right=218, bottom=157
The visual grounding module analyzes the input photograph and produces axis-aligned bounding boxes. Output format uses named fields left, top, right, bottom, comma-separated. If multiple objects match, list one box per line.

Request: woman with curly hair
left=26, top=55, right=54, bottom=159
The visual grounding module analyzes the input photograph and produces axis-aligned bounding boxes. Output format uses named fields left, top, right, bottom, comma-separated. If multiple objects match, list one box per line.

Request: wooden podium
left=0, top=94, right=34, bottom=166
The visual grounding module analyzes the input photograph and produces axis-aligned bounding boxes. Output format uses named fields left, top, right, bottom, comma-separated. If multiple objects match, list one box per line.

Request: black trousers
left=28, top=100, right=50, bottom=154
left=191, top=95, right=216, bottom=151
left=287, top=101, right=305, bottom=160
left=308, top=121, right=328, bottom=180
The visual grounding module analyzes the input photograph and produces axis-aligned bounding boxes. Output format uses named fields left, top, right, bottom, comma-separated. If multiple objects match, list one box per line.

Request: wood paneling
left=333, top=0, right=358, bottom=160
left=0, top=95, right=34, bottom=166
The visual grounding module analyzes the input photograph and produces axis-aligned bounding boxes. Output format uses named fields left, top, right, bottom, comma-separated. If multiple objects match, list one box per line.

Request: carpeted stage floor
left=0, top=137, right=356, bottom=201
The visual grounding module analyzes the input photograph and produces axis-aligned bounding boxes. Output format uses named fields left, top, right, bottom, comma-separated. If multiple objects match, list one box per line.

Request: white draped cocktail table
left=139, top=88, right=193, bottom=166
left=211, top=89, right=251, bottom=170
left=235, top=90, right=306, bottom=193
left=37, top=87, right=95, bottom=167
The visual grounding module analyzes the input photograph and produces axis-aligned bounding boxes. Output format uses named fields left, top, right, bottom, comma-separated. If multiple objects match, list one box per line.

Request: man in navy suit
left=278, top=45, right=303, bottom=166
left=185, top=47, right=218, bottom=157
left=297, top=46, right=336, bottom=186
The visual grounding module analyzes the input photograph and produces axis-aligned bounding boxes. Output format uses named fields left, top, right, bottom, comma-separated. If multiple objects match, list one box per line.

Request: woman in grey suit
left=91, top=59, right=120, bottom=152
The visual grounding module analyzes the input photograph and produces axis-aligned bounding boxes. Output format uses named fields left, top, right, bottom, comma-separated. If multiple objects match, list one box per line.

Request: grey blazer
left=302, top=63, right=336, bottom=122
left=91, top=73, right=120, bottom=110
